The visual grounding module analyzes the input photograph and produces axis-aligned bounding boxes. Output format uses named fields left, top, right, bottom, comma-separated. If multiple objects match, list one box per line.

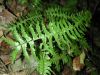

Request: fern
left=1, top=5, right=91, bottom=75
left=37, top=52, right=51, bottom=75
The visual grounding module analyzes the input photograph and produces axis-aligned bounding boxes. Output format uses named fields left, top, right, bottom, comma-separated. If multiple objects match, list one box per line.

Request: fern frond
left=37, top=52, right=51, bottom=75
left=2, top=5, right=91, bottom=75
left=1, top=36, right=21, bottom=62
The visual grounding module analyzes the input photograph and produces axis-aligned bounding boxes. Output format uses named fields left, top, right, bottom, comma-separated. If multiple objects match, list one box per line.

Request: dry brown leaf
left=2, top=9, right=16, bottom=23
left=0, top=9, right=16, bottom=30
left=73, top=56, right=84, bottom=71
left=0, top=55, right=11, bottom=65
left=0, top=41, right=11, bottom=55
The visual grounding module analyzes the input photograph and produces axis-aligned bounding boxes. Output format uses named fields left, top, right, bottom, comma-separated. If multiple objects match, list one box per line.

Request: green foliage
left=18, top=0, right=27, bottom=4
left=18, top=0, right=41, bottom=6
left=37, top=52, right=51, bottom=75
left=66, top=0, right=78, bottom=8
left=1, top=1, right=91, bottom=75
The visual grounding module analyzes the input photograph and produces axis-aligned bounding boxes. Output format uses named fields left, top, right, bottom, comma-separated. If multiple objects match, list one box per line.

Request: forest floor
left=0, top=0, right=100, bottom=75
